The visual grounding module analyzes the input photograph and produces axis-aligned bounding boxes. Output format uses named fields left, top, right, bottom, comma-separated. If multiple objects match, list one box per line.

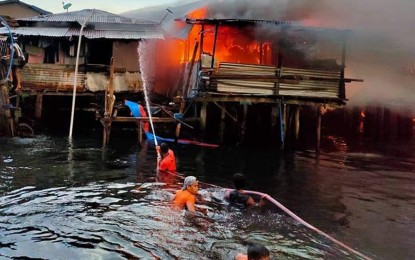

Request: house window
left=87, top=39, right=112, bottom=65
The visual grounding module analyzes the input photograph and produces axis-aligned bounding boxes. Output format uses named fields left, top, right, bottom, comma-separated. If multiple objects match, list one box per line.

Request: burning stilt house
left=161, top=16, right=363, bottom=147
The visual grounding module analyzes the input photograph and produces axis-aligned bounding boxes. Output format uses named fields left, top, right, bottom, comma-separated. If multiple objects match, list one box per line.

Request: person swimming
left=235, top=243, right=270, bottom=260
left=173, top=176, right=199, bottom=213
left=225, top=173, right=265, bottom=210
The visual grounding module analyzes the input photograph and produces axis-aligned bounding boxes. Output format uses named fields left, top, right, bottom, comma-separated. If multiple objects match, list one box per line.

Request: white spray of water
left=138, top=40, right=158, bottom=145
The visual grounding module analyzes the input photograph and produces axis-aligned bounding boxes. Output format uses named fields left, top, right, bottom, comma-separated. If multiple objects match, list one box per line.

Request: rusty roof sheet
left=0, top=27, right=164, bottom=39
left=18, top=9, right=156, bottom=25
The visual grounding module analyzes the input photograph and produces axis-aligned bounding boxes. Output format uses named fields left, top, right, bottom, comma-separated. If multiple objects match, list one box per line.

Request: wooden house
left=0, top=0, right=50, bottom=19
left=0, top=9, right=163, bottom=93
left=156, top=17, right=364, bottom=147
left=0, top=9, right=164, bottom=137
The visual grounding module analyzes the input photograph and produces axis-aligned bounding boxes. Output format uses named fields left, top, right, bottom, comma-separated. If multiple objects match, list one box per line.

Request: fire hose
left=241, top=189, right=372, bottom=260
left=158, top=170, right=371, bottom=259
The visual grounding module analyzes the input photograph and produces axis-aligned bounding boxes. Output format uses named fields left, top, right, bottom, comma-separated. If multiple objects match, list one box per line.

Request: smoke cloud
left=206, top=0, right=415, bottom=110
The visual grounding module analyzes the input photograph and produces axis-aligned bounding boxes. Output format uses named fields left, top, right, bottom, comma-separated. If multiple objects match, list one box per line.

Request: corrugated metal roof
left=68, top=28, right=164, bottom=39
left=0, top=0, right=51, bottom=15
left=18, top=9, right=157, bottom=25
left=0, top=27, right=164, bottom=39
left=184, top=18, right=292, bottom=25
left=0, top=27, right=69, bottom=37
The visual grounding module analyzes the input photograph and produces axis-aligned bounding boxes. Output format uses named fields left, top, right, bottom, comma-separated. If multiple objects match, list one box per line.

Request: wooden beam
left=192, top=95, right=345, bottom=106
left=183, top=42, right=199, bottom=97
left=35, top=94, right=43, bottom=119
left=212, top=101, right=237, bottom=122
left=211, top=24, right=219, bottom=69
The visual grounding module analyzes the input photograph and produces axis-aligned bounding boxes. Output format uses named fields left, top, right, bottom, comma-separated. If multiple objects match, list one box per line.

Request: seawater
left=0, top=130, right=414, bottom=259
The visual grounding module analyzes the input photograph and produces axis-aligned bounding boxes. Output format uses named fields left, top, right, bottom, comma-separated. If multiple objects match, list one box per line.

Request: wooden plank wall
left=21, top=64, right=86, bottom=92
left=280, top=67, right=340, bottom=98
left=214, top=63, right=278, bottom=95
left=211, top=62, right=341, bottom=99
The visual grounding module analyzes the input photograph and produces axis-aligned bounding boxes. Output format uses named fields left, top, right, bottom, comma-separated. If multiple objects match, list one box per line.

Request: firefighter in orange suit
left=156, top=142, right=176, bottom=173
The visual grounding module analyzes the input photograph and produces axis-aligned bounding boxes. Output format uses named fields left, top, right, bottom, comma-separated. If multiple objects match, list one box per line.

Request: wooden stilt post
left=294, top=105, right=300, bottom=141
left=200, top=101, right=207, bottom=136
left=35, top=94, right=43, bottom=119
left=102, top=57, right=115, bottom=147
left=138, top=123, right=142, bottom=144
left=377, top=105, right=384, bottom=139
left=102, top=121, right=111, bottom=146
left=0, top=85, right=15, bottom=137
left=282, top=103, right=287, bottom=142
left=278, top=101, right=284, bottom=148
left=316, top=106, right=322, bottom=152
left=175, top=42, right=199, bottom=142
left=175, top=100, right=186, bottom=142
left=241, top=103, right=248, bottom=143
left=383, top=108, right=390, bottom=138
left=14, top=94, right=21, bottom=127
left=219, top=102, right=226, bottom=143
left=271, top=105, right=278, bottom=130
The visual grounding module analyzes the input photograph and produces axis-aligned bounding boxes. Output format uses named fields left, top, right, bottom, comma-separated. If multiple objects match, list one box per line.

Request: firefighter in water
left=156, top=142, right=177, bottom=174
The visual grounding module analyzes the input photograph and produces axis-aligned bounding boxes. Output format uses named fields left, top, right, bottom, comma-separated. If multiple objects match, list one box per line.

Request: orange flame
left=198, top=25, right=273, bottom=66
left=360, top=110, right=366, bottom=118
left=187, top=8, right=207, bottom=19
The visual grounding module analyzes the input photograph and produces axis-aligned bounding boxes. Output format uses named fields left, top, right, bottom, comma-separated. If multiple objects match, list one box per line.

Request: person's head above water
left=160, top=143, right=169, bottom=154
left=232, top=173, right=246, bottom=190
left=247, top=243, right=270, bottom=260
left=182, top=176, right=199, bottom=194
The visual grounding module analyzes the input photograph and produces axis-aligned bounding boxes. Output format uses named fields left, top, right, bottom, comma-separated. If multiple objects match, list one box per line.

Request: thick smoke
left=206, top=0, right=415, bottom=109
